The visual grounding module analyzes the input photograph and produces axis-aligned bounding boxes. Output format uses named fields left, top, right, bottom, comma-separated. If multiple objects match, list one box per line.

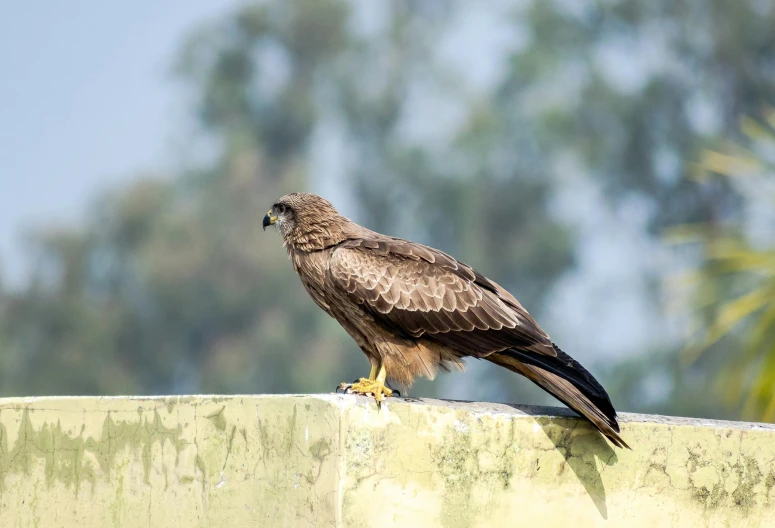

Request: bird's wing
left=327, top=237, right=555, bottom=357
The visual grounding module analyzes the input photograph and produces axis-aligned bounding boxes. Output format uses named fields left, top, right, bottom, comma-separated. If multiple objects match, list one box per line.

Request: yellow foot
left=338, top=378, right=394, bottom=406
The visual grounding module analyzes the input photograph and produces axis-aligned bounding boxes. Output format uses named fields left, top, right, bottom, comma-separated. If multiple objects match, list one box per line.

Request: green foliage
left=668, top=108, right=775, bottom=421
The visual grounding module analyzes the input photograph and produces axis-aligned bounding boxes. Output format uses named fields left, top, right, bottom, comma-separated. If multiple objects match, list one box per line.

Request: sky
left=0, top=1, right=241, bottom=284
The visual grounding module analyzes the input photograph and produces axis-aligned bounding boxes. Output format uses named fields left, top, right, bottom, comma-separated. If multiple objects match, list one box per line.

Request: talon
left=335, top=365, right=393, bottom=406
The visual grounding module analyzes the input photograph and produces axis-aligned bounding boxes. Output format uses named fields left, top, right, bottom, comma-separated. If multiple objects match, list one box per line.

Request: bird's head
left=263, top=192, right=353, bottom=251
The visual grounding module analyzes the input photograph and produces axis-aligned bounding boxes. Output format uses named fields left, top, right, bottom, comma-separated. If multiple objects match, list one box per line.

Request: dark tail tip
left=503, top=344, right=629, bottom=449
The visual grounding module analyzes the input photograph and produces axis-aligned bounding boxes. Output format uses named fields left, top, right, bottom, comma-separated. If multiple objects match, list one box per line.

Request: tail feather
left=488, top=345, right=629, bottom=449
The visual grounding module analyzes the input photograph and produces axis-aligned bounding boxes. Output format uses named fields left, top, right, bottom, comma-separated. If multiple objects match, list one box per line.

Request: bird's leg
left=337, top=364, right=394, bottom=405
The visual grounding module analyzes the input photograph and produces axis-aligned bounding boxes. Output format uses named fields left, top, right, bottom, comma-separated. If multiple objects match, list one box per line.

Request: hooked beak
left=262, top=210, right=277, bottom=231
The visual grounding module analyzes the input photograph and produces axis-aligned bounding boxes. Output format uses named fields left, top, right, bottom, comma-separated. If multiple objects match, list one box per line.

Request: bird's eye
left=275, top=203, right=288, bottom=215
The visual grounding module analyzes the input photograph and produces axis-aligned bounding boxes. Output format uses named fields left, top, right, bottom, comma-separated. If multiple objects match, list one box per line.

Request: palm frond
left=670, top=111, right=775, bottom=421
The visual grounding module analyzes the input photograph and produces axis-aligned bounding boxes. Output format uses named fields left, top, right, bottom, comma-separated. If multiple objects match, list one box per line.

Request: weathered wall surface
left=0, top=394, right=772, bottom=527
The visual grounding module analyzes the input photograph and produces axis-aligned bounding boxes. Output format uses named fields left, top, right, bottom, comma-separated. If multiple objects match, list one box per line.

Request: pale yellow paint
left=0, top=394, right=772, bottom=527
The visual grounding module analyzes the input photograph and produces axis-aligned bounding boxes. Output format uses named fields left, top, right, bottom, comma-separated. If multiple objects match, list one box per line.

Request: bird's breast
left=291, top=249, right=332, bottom=312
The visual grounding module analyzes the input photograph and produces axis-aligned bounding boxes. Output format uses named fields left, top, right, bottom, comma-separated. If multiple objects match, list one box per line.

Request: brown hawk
left=264, top=192, right=628, bottom=448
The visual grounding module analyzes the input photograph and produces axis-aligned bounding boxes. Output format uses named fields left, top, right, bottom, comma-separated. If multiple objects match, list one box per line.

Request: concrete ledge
left=0, top=394, right=773, bottom=527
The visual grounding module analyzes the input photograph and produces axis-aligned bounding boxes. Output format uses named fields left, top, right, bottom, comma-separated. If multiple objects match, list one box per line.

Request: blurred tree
left=500, top=0, right=775, bottom=226
left=668, top=108, right=775, bottom=421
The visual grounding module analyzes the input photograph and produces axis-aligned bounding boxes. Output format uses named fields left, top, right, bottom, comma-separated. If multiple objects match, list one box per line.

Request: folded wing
left=327, top=237, right=556, bottom=357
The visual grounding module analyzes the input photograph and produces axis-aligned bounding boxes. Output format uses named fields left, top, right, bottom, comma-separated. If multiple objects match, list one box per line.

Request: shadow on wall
left=506, top=404, right=619, bottom=520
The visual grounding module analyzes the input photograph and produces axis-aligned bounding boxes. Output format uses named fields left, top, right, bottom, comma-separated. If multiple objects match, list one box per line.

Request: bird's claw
left=336, top=378, right=396, bottom=406
left=335, top=378, right=362, bottom=394
left=336, top=383, right=355, bottom=394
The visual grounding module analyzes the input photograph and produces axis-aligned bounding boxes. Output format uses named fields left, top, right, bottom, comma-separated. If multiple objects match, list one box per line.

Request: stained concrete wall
left=0, top=394, right=772, bottom=527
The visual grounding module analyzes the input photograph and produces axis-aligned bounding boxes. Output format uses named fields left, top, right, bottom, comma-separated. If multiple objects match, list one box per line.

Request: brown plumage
left=263, top=192, right=629, bottom=449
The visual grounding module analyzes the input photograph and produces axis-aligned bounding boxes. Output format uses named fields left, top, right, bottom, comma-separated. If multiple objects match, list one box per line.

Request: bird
left=263, top=192, right=629, bottom=448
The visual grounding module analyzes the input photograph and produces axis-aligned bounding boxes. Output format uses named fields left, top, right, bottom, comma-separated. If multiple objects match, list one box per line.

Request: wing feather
left=328, top=237, right=555, bottom=358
